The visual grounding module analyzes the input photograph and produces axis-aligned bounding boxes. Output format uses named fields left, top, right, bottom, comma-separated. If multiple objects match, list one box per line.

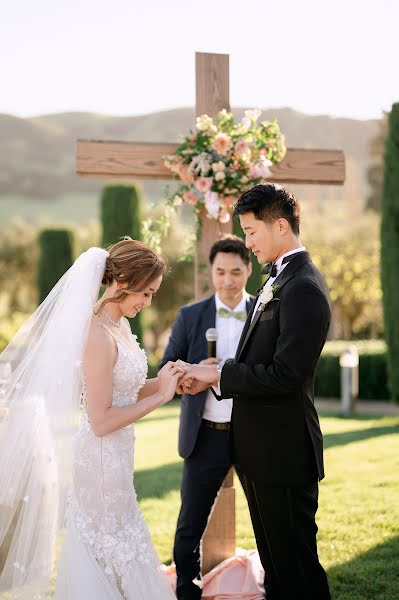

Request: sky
left=1, top=0, right=398, bottom=120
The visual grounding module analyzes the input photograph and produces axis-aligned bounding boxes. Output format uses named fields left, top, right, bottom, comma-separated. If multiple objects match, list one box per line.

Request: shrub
left=37, top=229, right=74, bottom=303
left=315, top=340, right=389, bottom=401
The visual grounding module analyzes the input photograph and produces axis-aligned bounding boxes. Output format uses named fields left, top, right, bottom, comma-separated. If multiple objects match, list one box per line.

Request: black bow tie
left=261, top=251, right=305, bottom=279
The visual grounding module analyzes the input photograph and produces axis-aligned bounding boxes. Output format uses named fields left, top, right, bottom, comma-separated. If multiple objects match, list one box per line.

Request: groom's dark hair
left=234, top=184, right=300, bottom=235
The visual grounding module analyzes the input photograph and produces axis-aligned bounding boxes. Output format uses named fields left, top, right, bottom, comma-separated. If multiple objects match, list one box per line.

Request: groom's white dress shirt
left=203, top=292, right=249, bottom=423
left=251, top=246, right=306, bottom=322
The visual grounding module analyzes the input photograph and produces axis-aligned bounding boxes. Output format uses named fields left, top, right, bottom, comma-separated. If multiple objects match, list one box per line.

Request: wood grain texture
left=76, top=140, right=177, bottom=179
left=77, top=141, right=345, bottom=184
left=196, top=52, right=230, bottom=117
left=270, top=148, right=345, bottom=184
left=201, top=486, right=236, bottom=575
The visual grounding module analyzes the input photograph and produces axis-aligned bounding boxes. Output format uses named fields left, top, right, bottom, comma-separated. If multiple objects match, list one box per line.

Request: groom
left=179, top=184, right=332, bottom=600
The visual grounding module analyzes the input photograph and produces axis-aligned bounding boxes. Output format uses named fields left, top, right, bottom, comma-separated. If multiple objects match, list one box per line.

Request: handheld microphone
left=205, top=328, right=218, bottom=358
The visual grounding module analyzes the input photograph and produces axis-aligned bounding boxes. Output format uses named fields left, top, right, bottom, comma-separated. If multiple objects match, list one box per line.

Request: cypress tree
left=100, top=184, right=143, bottom=344
left=381, top=102, right=399, bottom=403
left=38, top=229, right=74, bottom=303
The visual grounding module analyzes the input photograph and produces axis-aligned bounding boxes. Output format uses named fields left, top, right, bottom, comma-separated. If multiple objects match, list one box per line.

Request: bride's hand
left=157, top=362, right=186, bottom=404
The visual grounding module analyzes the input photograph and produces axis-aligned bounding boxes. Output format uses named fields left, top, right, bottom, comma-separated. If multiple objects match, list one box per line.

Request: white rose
left=214, top=171, right=225, bottom=181
left=245, top=109, right=262, bottom=121
left=259, top=287, right=274, bottom=305
left=196, top=114, right=214, bottom=131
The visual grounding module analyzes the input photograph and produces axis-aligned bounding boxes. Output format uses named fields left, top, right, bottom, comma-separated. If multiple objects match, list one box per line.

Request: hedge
left=315, top=340, right=389, bottom=401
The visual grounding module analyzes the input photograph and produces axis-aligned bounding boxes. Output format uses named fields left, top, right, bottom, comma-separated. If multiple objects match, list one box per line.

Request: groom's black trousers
left=174, top=422, right=232, bottom=600
left=238, top=470, right=331, bottom=600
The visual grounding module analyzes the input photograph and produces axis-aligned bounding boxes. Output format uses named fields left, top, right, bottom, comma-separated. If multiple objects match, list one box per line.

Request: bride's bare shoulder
left=86, top=318, right=115, bottom=355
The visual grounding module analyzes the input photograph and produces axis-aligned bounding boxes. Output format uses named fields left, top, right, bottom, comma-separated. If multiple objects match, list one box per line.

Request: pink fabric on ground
left=163, top=548, right=265, bottom=599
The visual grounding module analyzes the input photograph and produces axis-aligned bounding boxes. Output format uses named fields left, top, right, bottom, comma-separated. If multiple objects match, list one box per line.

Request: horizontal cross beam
left=76, top=140, right=345, bottom=185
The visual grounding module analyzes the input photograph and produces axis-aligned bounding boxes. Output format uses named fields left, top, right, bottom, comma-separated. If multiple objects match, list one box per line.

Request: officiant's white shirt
left=251, top=246, right=306, bottom=322
left=203, top=292, right=249, bottom=423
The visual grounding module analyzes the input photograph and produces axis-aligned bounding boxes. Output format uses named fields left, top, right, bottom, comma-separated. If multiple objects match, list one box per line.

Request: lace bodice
left=79, top=325, right=147, bottom=432
left=69, top=323, right=156, bottom=596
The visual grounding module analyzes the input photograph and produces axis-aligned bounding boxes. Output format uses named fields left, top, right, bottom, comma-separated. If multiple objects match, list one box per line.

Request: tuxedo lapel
left=235, top=295, right=258, bottom=359
left=236, top=303, right=263, bottom=361
left=235, top=252, right=312, bottom=360
left=201, top=295, right=216, bottom=333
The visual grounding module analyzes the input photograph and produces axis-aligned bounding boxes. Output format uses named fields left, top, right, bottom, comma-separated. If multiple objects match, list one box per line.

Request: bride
left=0, top=239, right=182, bottom=599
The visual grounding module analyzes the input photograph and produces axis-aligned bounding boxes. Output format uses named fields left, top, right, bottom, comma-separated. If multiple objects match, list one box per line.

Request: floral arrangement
left=164, top=109, right=286, bottom=223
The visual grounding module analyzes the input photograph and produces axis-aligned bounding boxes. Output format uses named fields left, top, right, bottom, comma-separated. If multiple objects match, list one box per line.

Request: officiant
left=161, top=235, right=254, bottom=600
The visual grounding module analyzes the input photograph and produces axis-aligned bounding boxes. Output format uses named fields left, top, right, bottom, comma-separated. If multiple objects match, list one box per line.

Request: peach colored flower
left=212, top=133, right=231, bottom=156
left=224, top=195, right=235, bottom=208
left=211, top=161, right=225, bottom=172
left=194, top=177, right=213, bottom=193
left=219, top=208, right=231, bottom=223
left=183, top=190, right=199, bottom=206
left=214, top=171, right=225, bottom=182
left=178, top=164, right=195, bottom=184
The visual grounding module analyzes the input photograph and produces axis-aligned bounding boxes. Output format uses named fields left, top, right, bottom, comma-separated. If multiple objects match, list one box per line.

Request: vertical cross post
left=195, top=52, right=236, bottom=573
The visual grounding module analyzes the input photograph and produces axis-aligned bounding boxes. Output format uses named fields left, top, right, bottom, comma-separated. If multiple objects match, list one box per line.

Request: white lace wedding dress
left=54, top=323, right=176, bottom=599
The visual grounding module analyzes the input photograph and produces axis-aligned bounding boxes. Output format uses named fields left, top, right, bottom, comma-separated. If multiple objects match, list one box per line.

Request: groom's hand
left=177, top=363, right=219, bottom=394
left=199, top=357, right=219, bottom=366
left=177, top=377, right=210, bottom=395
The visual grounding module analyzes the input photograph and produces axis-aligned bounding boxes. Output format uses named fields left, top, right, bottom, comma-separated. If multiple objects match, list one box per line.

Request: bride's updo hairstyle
left=99, top=238, right=168, bottom=311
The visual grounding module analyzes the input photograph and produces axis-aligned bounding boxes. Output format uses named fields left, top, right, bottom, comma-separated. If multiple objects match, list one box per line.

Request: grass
left=134, top=402, right=399, bottom=600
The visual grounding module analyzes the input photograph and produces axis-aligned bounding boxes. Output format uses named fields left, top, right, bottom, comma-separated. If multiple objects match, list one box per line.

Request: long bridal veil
left=0, top=247, right=108, bottom=599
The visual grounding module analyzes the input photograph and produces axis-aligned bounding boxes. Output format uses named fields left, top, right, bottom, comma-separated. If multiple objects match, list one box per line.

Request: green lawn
left=135, top=402, right=399, bottom=600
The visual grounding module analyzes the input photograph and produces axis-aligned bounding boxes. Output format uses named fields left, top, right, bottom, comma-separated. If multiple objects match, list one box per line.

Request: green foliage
left=315, top=340, right=389, bottom=400
left=100, top=183, right=143, bottom=343
left=101, top=184, right=141, bottom=247
left=366, top=115, right=387, bottom=212
left=143, top=214, right=195, bottom=364
left=0, top=311, right=31, bottom=352
left=381, top=103, right=399, bottom=403
left=37, top=229, right=74, bottom=303
left=0, top=218, right=39, bottom=317
left=232, top=216, right=263, bottom=295
left=303, top=213, right=382, bottom=339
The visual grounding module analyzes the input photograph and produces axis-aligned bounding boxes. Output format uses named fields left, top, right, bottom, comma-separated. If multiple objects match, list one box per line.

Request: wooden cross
left=76, top=51, right=345, bottom=573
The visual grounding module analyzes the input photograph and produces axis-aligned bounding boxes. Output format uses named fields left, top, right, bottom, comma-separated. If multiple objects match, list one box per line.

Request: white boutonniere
left=258, top=284, right=279, bottom=312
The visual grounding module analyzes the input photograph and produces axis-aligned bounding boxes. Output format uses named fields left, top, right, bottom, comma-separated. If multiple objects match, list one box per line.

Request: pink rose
left=212, top=133, right=231, bottom=156
left=194, top=177, right=213, bottom=193
left=183, top=190, right=199, bottom=206
left=234, top=140, right=249, bottom=155
left=249, top=158, right=272, bottom=179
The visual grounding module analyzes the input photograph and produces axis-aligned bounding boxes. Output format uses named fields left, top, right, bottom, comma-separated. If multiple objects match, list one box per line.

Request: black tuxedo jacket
left=220, top=252, right=331, bottom=485
left=161, top=294, right=254, bottom=459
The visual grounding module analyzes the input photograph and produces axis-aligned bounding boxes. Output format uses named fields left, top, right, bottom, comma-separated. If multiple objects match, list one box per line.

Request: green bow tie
left=217, top=307, right=247, bottom=321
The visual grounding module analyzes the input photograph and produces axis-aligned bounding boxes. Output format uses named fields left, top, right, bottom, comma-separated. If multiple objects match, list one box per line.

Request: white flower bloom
left=259, top=288, right=274, bottom=305
left=196, top=114, right=214, bottom=131
left=204, top=191, right=221, bottom=220
left=173, top=195, right=183, bottom=206
left=214, top=171, right=225, bottom=181
left=245, top=109, right=262, bottom=121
